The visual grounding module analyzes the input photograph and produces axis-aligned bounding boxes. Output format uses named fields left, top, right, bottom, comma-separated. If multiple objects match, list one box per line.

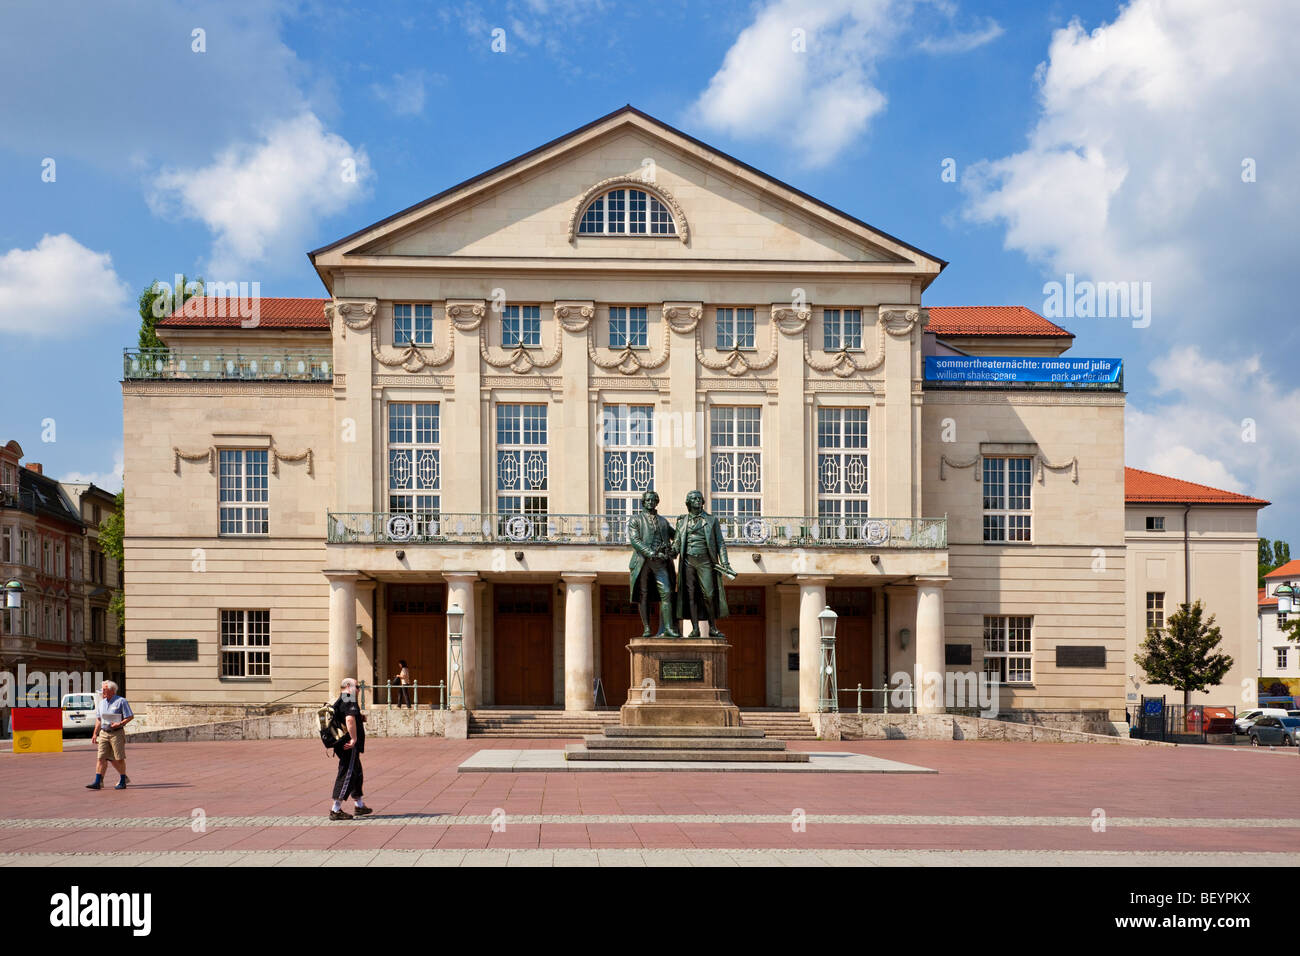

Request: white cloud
left=1126, top=345, right=1300, bottom=529
left=371, top=70, right=434, bottom=116
left=148, top=113, right=372, bottom=278
left=59, top=448, right=125, bottom=494
left=0, top=234, right=132, bottom=337
left=961, top=0, right=1300, bottom=329
left=690, top=0, right=1000, bottom=167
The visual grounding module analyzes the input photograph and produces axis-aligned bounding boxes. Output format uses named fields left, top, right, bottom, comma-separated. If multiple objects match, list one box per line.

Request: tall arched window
left=578, top=187, right=677, bottom=236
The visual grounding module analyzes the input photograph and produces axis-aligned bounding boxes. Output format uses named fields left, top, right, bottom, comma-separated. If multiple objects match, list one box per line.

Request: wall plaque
left=146, top=639, right=199, bottom=662
left=661, top=659, right=704, bottom=681
left=945, top=644, right=972, bottom=666
left=1055, top=645, right=1106, bottom=668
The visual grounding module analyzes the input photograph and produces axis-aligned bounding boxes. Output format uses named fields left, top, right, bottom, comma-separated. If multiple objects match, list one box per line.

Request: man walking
left=329, top=677, right=373, bottom=820
left=87, top=680, right=134, bottom=790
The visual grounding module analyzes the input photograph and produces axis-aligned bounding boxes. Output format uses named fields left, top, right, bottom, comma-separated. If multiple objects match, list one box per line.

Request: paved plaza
left=1, top=738, right=1297, bottom=866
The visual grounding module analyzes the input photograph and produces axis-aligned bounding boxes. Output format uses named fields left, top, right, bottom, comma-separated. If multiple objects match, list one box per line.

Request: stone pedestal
left=619, top=638, right=741, bottom=728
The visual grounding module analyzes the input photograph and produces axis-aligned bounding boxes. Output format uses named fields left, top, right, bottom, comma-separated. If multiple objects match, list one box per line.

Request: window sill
left=393, top=341, right=436, bottom=349
left=218, top=677, right=272, bottom=683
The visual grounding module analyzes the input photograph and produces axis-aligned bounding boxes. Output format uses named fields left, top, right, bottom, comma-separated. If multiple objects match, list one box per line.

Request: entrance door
left=386, top=584, right=447, bottom=705
left=828, top=587, right=873, bottom=709
left=494, top=584, right=554, bottom=706
left=724, top=586, right=766, bottom=707
left=599, top=587, right=640, bottom=708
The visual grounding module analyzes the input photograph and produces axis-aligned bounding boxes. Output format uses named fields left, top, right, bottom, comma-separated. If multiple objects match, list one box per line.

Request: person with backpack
left=327, top=677, right=372, bottom=821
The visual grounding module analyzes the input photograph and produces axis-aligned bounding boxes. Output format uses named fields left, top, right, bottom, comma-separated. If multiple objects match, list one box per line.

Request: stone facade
left=122, top=107, right=1147, bottom=727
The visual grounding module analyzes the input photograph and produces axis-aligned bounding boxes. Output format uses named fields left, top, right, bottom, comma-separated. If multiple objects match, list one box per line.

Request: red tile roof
left=1265, top=559, right=1300, bottom=580
left=1124, top=467, right=1270, bottom=505
left=1260, top=587, right=1275, bottom=608
left=159, top=297, right=330, bottom=329
left=927, top=306, right=1072, bottom=338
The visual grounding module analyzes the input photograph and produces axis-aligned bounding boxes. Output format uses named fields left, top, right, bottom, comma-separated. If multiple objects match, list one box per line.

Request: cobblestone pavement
left=1, top=737, right=1296, bottom=866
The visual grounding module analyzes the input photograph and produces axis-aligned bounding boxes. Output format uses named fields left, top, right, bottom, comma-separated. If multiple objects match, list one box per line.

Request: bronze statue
left=627, top=490, right=680, bottom=638
left=673, top=489, right=736, bottom=640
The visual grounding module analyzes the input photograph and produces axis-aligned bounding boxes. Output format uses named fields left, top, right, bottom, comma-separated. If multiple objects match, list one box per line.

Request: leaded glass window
left=388, top=402, right=440, bottom=516
left=497, top=404, right=548, bottom=515
left=710, top=407, right=761, bottom=520
left=816, top=408, right=869, bottom=527
left=602, top=405, right=654, bottom=530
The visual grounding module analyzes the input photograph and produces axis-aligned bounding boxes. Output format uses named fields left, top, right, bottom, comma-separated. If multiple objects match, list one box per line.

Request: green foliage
left=1275, top=540, right=1292, bottom=566
left=138, top=275, right=203, bottom=351
left=99, top=489, right=125, bottom=628
left=1134, top=600, right=1234, bottom=708
left=1259, top=537, right=1292, bottom=587
left=1260, top=539, right=1274, bottom=566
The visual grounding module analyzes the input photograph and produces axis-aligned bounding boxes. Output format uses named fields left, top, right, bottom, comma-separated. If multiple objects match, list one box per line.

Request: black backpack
left=317, top=699, right=351, bottom=752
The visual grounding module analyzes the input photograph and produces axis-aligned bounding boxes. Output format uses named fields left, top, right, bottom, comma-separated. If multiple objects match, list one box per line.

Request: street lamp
left=817, top=606, right=838, bottom=713
left=447, top=602, right=465, bottom=711
left=4, top=580, right=22, bottom=635
left=1277, top=584, right=1297, bottom=625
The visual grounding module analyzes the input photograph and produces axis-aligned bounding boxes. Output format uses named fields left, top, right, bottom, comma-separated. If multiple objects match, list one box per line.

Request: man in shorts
left=87, top=680, right=134, bottom=790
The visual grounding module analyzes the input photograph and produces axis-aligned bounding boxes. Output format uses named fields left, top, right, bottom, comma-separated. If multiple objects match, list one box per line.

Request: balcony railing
left=123, top=348, right=332, bottom=381
left=326, top=512, right=946, bottom=549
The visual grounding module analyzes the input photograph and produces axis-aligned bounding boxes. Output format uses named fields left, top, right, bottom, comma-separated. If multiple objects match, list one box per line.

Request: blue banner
left=924, top=356, right=1122, bottom=384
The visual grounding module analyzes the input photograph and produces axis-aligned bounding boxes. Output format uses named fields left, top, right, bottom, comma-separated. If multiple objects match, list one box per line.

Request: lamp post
left=1277, top=584, right=1297, bottom=626
left=817, top=606, right=838, bottom=713
left=4, top=580, right=22, bottom=636
left=447, top=602, right=465, bottom=711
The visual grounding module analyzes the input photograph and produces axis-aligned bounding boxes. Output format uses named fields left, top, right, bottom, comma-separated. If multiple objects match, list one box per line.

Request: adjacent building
left=121, top=106, right=1257, bottom=732
left=1257, top=559, right=1300, bottom=690
left=58, top=482, right=125, bottom=692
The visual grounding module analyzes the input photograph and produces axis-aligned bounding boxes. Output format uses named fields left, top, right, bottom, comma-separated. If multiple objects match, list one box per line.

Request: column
left=562, top=573, right=596, bottom=711
left=444, top=572, right=479, bottom=709
left=915, top=577, right=949, bottom=715
left=797, top=575, right=832, bottom=713
left=325, top=570, right=360, bottom=695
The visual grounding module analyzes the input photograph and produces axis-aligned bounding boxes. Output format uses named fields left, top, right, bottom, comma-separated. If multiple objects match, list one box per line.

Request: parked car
left=1247, top=715, right=1300, bottom=747
left=1235, top=708, right=1290, bottom=734
left=61, top=693, right=96, bottom=736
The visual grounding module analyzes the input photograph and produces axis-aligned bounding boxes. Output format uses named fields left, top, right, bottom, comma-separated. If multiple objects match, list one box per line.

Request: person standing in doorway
left=87, top=680, right=134, bottom=790
left=395, top=660, right=412, bottom=707
left=329, top=677, right=372, bottom=820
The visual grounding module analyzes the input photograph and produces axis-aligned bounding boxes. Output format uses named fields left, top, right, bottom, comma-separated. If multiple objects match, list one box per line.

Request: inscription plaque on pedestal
left=661, top=659, right=704, bottom=682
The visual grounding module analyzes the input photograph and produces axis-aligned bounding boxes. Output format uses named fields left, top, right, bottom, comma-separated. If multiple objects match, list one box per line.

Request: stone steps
left=564, top=744, right=810, bottom=763
left=468, top=710, right=617, bottom=738
left=739, top=713, right=818, bottom=739
left=603, top=726, right=765, bottom=738
left=582, top=735, right=788, bottom=751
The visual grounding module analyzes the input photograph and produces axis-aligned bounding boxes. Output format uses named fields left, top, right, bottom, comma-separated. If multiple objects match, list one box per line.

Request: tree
left=1275, top=540, right=1291, bottom=567
left=1134, top=600, right=1233, bottom=709
left=99, top=489, right=125, bottom=629
left=137, top=275, right=203, bottom=351
left=1259, top=538, right=1291, bottom=587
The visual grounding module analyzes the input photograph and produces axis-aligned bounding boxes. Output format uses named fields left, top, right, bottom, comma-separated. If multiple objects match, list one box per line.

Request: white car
left=1234, top=708, right=1290, bottom=735
left=61, top=693, right=97, bottom=736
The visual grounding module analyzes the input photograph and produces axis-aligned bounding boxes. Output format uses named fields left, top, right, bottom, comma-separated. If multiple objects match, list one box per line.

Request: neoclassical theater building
left=122, top=107, right=1137, bottom=729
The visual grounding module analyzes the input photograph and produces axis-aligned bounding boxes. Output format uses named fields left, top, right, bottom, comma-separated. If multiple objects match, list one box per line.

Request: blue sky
left=1, top=0, right=1296, bottom=539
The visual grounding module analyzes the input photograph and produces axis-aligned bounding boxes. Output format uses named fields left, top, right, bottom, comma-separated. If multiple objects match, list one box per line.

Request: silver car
left=1247, top=715, right=1300, bottom=747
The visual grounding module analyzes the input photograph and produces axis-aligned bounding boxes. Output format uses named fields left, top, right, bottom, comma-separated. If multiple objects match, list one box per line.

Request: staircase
left=739, top=711, right=818, bottom=740
left=565, top=726, right=809, bottom=764
left=468, top=709, right=617, bottom=738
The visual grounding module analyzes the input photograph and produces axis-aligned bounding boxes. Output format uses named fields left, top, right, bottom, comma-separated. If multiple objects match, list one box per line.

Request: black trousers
left=332, top=746, right=364, bottom=801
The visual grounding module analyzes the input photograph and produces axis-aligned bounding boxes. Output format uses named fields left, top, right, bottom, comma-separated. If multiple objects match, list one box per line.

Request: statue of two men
left=628, top=489, right=736, bottom=640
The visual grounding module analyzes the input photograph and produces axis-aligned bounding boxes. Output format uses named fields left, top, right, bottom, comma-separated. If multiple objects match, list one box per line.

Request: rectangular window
left=609, top=307, right=648, bottom=349
left=55, top=543, right=63, bottom=577
left=984, top=616, right=1032, bottom=684
left=716, top=308, right=756, bottom=350
left=388, top=402, right=440, bottom=517
left=43, top=539, right=51, bottom=573
left=823, top=309, right=863, bottom=350
left=710, top=406, right=762, bottom=520
left=218, top=449, right=269, bottom=536
left=502, top=305, right=541, bottom=348
left=982, top=457, right=1032, bottom=542
left=393, top=303, right=434, bottom=346
left=1, top=527, right=10, bottom=563
left=602, top=405, right=654, bottom=530
left=0, top=463, right=14, bottom=497
left=816, top=407, right=869, bottom=528
left=20, top=529, right=33, bottom=566
left=1145, top=515, right=1165, bottom=531
left=1145, top=592, right=1165, bottom=631
left=496, top=404, right=548, bottom=516
left=1278, top=647, right=1289, bottom=670
left=220, top=609, right=270, bottom=678
left=55, top=606, right=64, bottom=642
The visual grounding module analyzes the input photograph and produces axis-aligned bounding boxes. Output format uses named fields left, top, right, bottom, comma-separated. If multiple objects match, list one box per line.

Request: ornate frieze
left=325, top=300, right=377, bottom=338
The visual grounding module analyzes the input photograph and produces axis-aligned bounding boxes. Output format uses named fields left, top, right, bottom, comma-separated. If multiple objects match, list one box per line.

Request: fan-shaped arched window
left=578, top=187, right=677, bottom=236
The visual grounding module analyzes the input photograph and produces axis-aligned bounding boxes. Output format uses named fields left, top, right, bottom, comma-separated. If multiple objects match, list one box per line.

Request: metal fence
left=357, top=681, right=445, bottom=710
left=1130, top=699, right=1240, bottom=744
left=830, top=684, right=917, bottom=714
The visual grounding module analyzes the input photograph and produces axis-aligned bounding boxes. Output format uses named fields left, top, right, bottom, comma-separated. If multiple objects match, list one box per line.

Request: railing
left=123, top=348, right=332, bottom=381
left=327, top=512, right=947, bottom=549
left=357, top=680, right=445, bottom=710
left=831, top=685, right=917, bottom=714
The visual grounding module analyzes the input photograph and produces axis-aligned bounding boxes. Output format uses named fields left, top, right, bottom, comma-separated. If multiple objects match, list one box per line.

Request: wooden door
left=599, top=587, right=639, bottom=708
left=386, top=584, right=447, bottom=705
left=724, top=587, right=766, bottom=707
left=494, top=585, right=554, bottom=706
left=828, top=587, right=873, bottom=709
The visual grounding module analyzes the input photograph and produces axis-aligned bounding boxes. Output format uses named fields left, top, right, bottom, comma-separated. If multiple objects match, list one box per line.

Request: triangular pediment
left=311, top=107, right=944, bottom=276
